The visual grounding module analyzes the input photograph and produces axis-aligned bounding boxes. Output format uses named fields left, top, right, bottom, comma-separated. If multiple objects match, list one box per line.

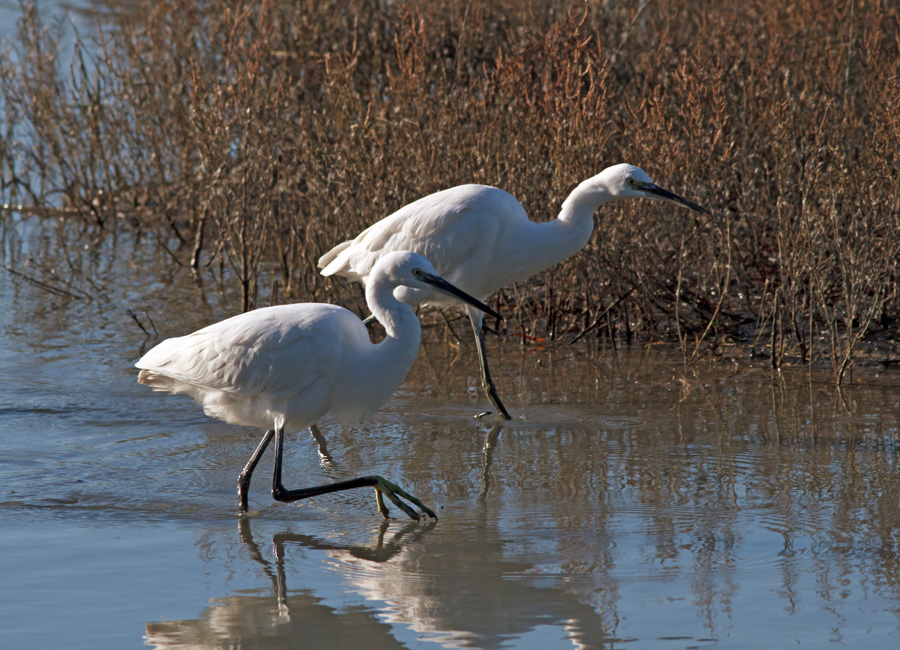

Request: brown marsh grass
left=1, top=0, right=898, bottom=383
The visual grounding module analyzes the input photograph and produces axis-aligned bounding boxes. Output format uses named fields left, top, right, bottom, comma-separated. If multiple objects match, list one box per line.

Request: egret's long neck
left=557, top=176, right=616, bottom=228
left=519, top=178, right=615, bottom=274
left=365, top=276, right=422, bottom=370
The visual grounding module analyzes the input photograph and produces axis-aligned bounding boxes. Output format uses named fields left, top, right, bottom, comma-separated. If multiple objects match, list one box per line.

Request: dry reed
left=2, top=0, right=898, bottom=382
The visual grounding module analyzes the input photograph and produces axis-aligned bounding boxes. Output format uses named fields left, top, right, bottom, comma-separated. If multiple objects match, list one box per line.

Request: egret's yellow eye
left=627, top=178, right=637, bottom=186
left=412, top=268, right=423, bottom=277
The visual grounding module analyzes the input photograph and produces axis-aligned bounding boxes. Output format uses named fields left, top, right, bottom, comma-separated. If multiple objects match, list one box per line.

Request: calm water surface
left=3, top=215, right=900, bottom=650
left=4, top=4, right=900, bottom=648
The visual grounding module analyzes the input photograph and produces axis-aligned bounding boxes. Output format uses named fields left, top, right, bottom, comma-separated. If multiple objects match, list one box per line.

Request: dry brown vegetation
left=1, top=0, right=898, bottom=382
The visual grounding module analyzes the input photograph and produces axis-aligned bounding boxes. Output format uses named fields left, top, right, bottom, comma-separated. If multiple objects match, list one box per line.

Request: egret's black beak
left=642, top=183, right=711, bottom=216
left=423, top=274, right=501, bottom=320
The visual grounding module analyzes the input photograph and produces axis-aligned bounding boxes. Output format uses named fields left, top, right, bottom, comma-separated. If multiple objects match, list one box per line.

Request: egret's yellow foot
left=372, top=476, right=437, bottom=521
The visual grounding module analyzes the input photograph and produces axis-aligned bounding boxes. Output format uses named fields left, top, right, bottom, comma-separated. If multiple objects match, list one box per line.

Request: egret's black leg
left=238, top=429, right=276, bottom=511
left=469, top=311, right=512, bottom=420
left=270, top=425, right=436, bottom=521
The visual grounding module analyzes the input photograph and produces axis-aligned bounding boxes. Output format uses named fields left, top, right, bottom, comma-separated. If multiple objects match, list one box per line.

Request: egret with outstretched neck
left=136, top=251, right=500, bottom=521
left=319, top=164, right=710, bottom=420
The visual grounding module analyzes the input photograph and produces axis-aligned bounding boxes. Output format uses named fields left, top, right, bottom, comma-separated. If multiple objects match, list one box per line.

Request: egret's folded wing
left=318, top=185, right=510, bottom=282
left=136, top=304, right=364, bottom=399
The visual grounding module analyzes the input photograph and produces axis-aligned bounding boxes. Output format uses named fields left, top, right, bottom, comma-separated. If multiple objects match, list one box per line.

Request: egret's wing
left=136, top=304, right=365, bottom=399
left=318, top=185, right=520, bottom=284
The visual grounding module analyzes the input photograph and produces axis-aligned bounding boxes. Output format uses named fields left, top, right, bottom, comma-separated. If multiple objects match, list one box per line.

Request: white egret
left=319, top=164, right=711, bottom=420
left=136, top=251, right=500, bottom=521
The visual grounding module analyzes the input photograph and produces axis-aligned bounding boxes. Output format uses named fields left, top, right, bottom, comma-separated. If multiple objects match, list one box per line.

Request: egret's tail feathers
left=137, top=369, right=188, bottom=392
left=317, top=239, right=353, bottom=274
left=137, top=368, right=161, bottom=386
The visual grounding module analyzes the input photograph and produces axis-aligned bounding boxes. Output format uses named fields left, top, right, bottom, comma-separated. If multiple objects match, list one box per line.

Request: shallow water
left=4, top=217, right=900, bottom=650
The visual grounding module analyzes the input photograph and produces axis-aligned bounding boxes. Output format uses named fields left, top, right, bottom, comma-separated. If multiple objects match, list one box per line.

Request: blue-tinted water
left=3, top=6, right=900, bottom=646
left=3, top=213, right=900, bottom=650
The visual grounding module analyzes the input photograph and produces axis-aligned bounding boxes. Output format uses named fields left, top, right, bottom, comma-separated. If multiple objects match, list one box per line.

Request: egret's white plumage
left=136, top=251, right=499, bottom=521
left=319, top=164, right=711, bottom=419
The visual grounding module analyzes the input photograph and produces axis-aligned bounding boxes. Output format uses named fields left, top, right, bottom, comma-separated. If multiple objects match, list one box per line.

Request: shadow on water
left=3, top=213, right=900, bottom=648
left=146, top=495, right=616, bottom=650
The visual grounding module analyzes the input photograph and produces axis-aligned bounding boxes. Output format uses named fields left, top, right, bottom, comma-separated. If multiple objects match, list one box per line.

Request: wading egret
left=319, top=164, right=711, bottom=419
left=136, top=251, right=500, bottom=521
